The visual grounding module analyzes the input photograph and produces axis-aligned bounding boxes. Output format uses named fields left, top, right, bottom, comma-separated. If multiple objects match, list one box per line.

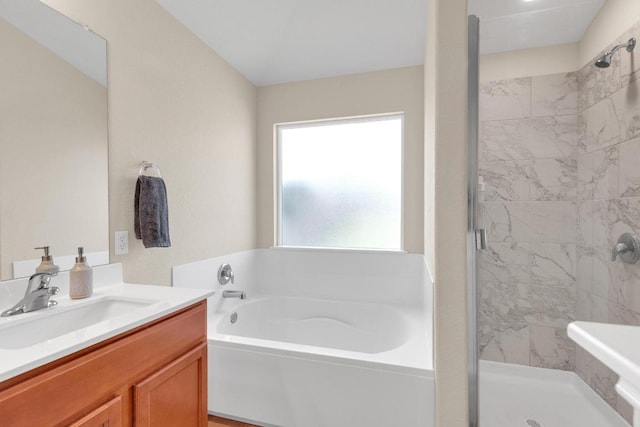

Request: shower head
left=595, top=52, right=614, bottom=68
left=595, top=37, right=636, bottom=68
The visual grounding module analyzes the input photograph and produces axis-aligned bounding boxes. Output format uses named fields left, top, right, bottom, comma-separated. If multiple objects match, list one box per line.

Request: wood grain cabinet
left=134, top=343, right=207, bottom=427
left=0, top=301, right=207, bottom=427
left=68, top=396, right=123, bottom=427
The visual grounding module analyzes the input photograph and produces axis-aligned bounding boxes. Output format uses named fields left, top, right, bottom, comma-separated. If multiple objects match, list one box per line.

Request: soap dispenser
left=35, top=246, right=60, bottom=274
left=70, top=247, right=93, bottom=299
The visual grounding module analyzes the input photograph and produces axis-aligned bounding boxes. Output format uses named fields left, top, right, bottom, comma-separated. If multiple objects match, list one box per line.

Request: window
left=277, top=114, right=403, bottom=250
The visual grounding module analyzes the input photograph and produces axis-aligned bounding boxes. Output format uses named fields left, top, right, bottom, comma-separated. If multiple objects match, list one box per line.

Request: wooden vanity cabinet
left=0, top=301, right=207, bottom=427
left=134, top=344, right=207, bottom=427
left=68, top=396, right=123, bottom=427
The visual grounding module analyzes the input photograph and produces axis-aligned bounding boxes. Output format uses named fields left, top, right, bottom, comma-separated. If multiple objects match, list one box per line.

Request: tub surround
left=174, top=249, right=434, bottom=427
left=174, top=248, right=427, bottom=306
left=173, top=248, right=431, bottom=360
left=0, top=263, right=213, bottom=382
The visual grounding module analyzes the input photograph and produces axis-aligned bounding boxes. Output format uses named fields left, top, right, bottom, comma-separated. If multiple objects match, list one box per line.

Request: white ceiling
left=155, top=0, right=427, bottom=87
left=156, top=0, right=606, bottom=87
left=469, top=0, right=606, bottom=55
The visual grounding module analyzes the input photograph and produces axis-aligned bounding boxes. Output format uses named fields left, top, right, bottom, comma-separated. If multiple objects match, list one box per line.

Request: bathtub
left=207, top=295, right=434, bottom=427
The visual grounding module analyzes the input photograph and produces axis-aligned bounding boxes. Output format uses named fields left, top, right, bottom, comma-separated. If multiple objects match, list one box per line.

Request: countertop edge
left=568, top=321, right=640, bottom=391
left=0, top=283, right=213, bottom=383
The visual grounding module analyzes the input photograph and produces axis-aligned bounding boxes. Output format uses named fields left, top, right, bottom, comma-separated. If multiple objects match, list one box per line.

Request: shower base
left=479, top=361, right=629, bottom=427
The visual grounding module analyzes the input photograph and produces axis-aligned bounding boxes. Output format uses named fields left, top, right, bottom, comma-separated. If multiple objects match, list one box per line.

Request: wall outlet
left=115, top=231, right=129, bottom=255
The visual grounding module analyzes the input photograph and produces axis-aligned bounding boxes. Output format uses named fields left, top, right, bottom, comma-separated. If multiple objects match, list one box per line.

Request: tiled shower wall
left=479, top=19, right=640, bottom=422
left=575, top=20, right=640, bottom=419
left=478, top=73, right=578, bottom=370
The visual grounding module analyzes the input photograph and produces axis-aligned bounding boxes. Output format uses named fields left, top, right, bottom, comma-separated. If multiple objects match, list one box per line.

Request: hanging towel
left=134, top=176, right=171, bottom=248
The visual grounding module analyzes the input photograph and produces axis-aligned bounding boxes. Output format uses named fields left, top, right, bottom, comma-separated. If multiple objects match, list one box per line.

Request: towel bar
left=138, top=161, right=163, bottom=178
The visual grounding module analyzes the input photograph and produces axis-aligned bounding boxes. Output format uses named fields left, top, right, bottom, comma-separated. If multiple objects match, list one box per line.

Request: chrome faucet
left=222, top=290, right=246, bottom=300
left=1, top=272, right=60, bottom=317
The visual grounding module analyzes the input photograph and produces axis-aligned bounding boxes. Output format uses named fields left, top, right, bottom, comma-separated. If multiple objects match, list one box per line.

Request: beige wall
left=580, top=0, right=640, bottom=67
left=480, top=43, right=579, bottom=82
left=44, top=0, right=257, bottom=285
left=425, top=0, right=469, bottom=426
left=256, top=66, right=425, bottom=253
left=0, top=17, right=108, bottom=280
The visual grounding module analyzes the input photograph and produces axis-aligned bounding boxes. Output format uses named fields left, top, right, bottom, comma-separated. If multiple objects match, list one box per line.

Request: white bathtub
left=207, top=295, right=434, bottom=427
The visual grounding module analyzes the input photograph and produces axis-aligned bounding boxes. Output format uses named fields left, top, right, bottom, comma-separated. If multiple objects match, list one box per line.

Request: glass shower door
left=467, top=14, right=481, bottom=427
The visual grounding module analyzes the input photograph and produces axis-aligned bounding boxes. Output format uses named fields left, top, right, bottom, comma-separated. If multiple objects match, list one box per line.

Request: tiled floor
left=208, top=415, right=259, bottom=427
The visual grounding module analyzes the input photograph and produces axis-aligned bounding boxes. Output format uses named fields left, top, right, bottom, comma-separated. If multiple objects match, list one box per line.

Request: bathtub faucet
left=218, top=263, right=234, bottom=285
left=222, top=290, right=246, bottom=299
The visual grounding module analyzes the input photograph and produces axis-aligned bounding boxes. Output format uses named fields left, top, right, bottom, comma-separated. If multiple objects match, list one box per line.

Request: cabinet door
left=134, top=343, right=207, bottom=427
left=68, top=395, right=122, bottom=427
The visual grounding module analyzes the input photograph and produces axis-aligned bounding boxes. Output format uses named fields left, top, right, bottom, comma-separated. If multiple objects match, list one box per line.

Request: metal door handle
left=476, top=229, right=487, bottom=250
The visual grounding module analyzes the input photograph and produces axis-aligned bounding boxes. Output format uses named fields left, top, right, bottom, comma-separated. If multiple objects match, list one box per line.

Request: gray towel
left=134, top=176, right=171, bottom=248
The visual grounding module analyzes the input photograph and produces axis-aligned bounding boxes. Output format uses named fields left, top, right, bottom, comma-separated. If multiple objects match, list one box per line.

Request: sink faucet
left=1, top=272, right=60, bottom=317
left=222, top=290, right=246, bottom=300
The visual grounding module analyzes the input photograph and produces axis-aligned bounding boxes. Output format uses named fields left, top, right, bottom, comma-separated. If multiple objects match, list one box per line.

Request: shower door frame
left=467, top=14, right=481, bottom=427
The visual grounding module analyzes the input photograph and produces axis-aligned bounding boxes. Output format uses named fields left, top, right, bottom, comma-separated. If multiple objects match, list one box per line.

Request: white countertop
left=0, top=283, right=213, bottom=383
left=568, top=320, right=640, bottom=425
left=568, top=321, right=640, bottom=388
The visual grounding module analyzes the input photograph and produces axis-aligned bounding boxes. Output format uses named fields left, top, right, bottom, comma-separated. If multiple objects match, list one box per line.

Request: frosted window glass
left=278, top=115, right=402, bottom=250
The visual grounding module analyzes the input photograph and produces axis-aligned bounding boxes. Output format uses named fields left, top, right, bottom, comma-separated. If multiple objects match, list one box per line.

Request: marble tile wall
left=478, top=18, right=640, bottom=423
left=574, top=19, right=640, bottom=421
left=478, top=71, right=578, bottom=371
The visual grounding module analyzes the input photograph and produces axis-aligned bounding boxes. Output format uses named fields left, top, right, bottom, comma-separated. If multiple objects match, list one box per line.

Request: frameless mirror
left=0, top=0, right=108, bottom=280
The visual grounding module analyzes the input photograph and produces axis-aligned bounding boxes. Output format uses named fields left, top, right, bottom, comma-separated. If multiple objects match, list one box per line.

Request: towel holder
left=138, top=161, right=163, bottom=179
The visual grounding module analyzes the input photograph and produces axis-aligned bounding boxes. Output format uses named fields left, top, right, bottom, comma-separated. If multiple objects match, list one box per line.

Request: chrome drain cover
left=526, top=419, right=542, bottom=427
left=230, top=312, right=238, bottom=324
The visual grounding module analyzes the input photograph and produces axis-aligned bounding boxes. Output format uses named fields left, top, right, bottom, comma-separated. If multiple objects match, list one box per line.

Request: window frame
left=275, top=112, right=405, bottom=252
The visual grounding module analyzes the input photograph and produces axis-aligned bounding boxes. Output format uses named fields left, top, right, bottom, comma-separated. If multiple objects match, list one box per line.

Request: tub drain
left=230, top=312, right=238, bottom=324
left=526, top=419, right=542, bottom=427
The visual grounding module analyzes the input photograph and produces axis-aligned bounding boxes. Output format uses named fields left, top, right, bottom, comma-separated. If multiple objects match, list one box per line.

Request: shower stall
left=468, top=2, right=640, bottom=426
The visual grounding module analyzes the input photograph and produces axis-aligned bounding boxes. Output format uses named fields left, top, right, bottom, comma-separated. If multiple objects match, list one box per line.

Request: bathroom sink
left=568, top=321, right=640, bottom=427
left=0, top=297, right=158, bottom=350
